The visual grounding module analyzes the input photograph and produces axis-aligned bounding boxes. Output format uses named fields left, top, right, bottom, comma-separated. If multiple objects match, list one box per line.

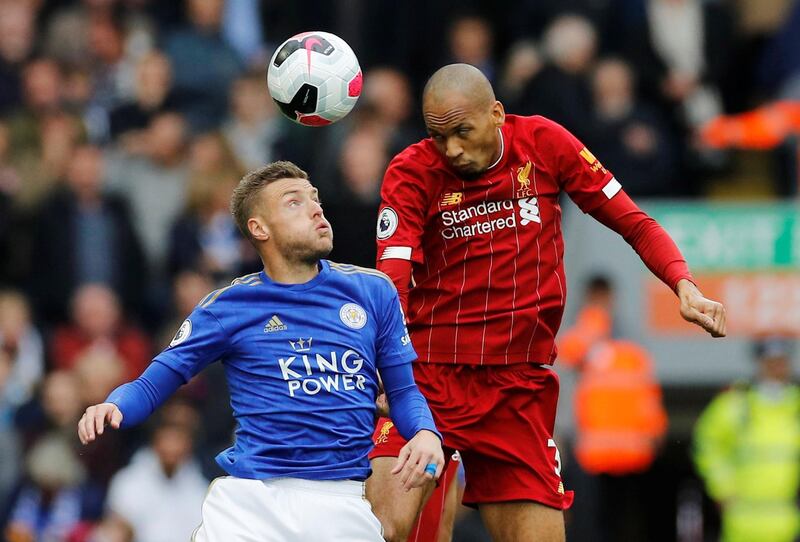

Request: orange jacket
left=573, top=340, right=668, bottom=475
left=700, top=101, right=800, bottom=150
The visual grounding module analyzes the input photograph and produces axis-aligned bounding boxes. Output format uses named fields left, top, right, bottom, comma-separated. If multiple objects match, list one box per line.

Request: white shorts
left=192, top=477, right=384, bottom=542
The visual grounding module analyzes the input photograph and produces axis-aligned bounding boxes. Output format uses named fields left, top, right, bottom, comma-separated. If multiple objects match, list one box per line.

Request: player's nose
left=445, top=138, right=463, bottom=160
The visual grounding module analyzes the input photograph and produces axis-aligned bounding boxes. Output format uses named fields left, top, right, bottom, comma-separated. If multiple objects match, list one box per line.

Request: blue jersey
left=155, top=260, right=416, bottom=481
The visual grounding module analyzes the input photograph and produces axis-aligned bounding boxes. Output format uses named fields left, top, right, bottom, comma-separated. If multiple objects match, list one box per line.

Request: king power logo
left=278, top=346, right=368, bottom=398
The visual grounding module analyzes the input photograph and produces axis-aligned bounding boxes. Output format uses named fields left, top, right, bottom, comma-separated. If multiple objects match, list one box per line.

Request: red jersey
left=376, top=115, right=621, bottom=366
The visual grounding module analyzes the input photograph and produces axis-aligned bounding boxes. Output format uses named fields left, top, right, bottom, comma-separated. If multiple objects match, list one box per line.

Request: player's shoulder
left=328, top=261, right=396, bottom=292
left=508, top=113, right=568, bottom=137
left=388, top=138, right=443, bottom=177
left=196, top=271, right=264, bottom=310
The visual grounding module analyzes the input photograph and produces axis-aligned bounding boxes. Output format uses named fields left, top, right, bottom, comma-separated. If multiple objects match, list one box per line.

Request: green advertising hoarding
left=644, top=202, right=800, bottom=271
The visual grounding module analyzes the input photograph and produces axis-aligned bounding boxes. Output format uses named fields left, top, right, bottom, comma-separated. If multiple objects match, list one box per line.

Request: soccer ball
left=267, top=31, right=362, bottom=126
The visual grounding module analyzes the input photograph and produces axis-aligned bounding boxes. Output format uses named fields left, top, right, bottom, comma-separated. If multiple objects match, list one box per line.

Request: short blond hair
left=230, top=161, right=309, bottom=239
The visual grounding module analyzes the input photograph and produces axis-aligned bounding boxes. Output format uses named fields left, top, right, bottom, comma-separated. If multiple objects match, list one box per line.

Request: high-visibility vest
left=573, top=340, right=668, bottom=475
left=693, top=384, right=800, bottom=542
left=558, top=305, right=612, bottom=369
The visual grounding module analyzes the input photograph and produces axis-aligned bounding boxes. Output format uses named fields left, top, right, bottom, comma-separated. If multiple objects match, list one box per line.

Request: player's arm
left=375, top=151, right=429, bottom=311
left=547, top=119, right=726, bottom=337
left=590, top=193, right=726, bottom=337
left=375, top=281, right=444, bottom=490
left=78, top=306, right=230, bottom=444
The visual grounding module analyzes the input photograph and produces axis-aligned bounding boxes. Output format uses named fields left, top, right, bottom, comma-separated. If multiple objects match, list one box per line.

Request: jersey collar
left=259, top=260, right=331, bottom=291
left=487, top=128, right=505, bottom=171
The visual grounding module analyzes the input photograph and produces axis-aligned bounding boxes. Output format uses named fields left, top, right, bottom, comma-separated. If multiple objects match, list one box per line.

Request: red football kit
left=370, top=115, right=692, bottom=513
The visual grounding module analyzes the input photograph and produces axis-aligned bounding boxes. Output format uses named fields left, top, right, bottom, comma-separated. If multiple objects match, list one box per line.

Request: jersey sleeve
left=376, top=152, right=429, bottom=265
left=541, top=119, right=620, bottom=213
left=374, top=280, right=417, bottom=369
left=152, top=305, right=230, bottom=382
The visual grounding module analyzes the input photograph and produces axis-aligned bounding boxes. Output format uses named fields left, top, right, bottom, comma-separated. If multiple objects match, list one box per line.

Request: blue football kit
left=107, top=260, right=438, bottom=482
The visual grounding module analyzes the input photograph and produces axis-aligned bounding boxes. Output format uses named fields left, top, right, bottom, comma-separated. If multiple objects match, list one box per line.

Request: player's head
left=422, top=63, right=505, bottom=179
left=230, top=161, right=332, bottom=265
left=753, top=336, right=795, bottom=384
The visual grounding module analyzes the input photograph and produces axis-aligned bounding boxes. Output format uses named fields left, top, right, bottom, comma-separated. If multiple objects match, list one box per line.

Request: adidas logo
left=264, top=315, right=288, bottom=333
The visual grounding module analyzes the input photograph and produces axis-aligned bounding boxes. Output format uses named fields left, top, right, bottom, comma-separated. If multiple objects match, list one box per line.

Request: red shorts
left=370, top=363, right=573, bottom=510
left=371, top=420, right=461, bottom=542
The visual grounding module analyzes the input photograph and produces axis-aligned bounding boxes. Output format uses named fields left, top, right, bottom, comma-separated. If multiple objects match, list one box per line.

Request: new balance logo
left=441, top=192, right=463, bottom=206
left=264, top=315, right=288, bottom=333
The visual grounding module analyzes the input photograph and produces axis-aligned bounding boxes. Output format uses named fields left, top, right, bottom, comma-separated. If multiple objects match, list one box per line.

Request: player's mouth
left=315, top=222, right=331, bottom=234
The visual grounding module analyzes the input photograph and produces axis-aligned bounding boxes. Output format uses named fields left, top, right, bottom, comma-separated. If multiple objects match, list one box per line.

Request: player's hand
left=77, top=403, right=123, bottom=445
left=677, top=279, right=727, bottom=338
left=391, top=429, right=444, bottom=492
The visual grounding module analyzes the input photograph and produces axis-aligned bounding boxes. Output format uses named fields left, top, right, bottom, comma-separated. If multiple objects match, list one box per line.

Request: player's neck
left=261, top=257, right=320, bottom=285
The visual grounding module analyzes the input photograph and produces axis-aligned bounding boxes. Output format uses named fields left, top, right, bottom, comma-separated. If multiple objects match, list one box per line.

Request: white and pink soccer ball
left=267, top=31, right=362, bottom=126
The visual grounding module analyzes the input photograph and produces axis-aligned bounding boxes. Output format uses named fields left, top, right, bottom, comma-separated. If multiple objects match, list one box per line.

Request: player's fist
left=77, top=403, right=123, bottom=445
left=677, top=279, right=727, bottom=338
left=391, top=429, right=444, bottom=492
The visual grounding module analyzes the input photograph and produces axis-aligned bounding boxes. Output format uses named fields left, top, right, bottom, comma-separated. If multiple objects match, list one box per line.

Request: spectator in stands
left=167, top=169, right=247, bottom=281
left=109, top=50, right=180, bottom=142
left=361, top=67, right=420, bottom=154
left=694, top=336, right=800, bottom=542
left=38, top=370, right=84, bottom=438
left=0, top=348, right=22, bottom=517
left=4, top=433, right=97, bottom=542
left=621, top=0, right=734, bottom=131
left=759, top=0, right=800, bottom=99
left=30, top=144, right=146, bottom=324
left=559, top=275, right=668, bottom=542
left=7, top=60, right=87, bottom=210
left=222, top=74, right=285, bottom=171
left=86, top=11, right=133, bottom=124
left=497, top=40, right=543, bottom=111
left=322, top=123, right=390, bottom=268
left=157, top=271, right=215, bottom=351
left=0, top=1, right=37, bottom=113
left=0, top=291, right=43, bottom=410
left=51, top=284, right=151, bottom=382
left=517, top=14, right=598, bottom=142
left=446, top=15, right=496, bottom=83
left=163, top=0, right=243, bottom=131
left=104, top=413, right=208, bottom=542
left=588, top=58, right=678, bottom=197
left=105, top=111, right=189, bottom=276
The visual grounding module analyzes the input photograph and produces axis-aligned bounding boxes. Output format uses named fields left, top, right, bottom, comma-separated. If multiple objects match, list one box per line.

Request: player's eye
left=457, top=127, right=471, bottom=136
left=431, top=134, right=444, bottom=141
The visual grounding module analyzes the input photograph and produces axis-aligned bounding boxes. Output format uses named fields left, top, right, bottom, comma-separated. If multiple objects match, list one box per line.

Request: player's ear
left=491, top=100, right=505, bottom=128
left=248, top=217, right=270, bottom=242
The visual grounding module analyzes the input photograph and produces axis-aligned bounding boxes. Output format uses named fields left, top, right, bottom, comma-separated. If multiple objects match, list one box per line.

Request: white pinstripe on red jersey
left=376, top=115, right=616, bottom=366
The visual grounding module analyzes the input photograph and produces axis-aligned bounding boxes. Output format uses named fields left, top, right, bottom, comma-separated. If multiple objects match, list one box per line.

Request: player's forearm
left=590, top=190, right=694, bottom=291
left=381, top=363, right=441, bottom=442
left=106, top=361, right=184, bottom=428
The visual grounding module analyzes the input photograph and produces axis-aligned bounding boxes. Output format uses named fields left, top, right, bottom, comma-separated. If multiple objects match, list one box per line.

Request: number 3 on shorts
left=547, top=438, right=562, bottom=477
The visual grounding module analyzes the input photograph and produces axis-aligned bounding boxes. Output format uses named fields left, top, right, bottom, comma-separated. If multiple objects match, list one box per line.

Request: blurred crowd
left=0, top=0, right=798, bottom=540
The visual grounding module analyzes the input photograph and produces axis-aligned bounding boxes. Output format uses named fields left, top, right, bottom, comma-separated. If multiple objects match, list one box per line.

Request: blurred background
left=0, top=0, right=797, bottom=541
